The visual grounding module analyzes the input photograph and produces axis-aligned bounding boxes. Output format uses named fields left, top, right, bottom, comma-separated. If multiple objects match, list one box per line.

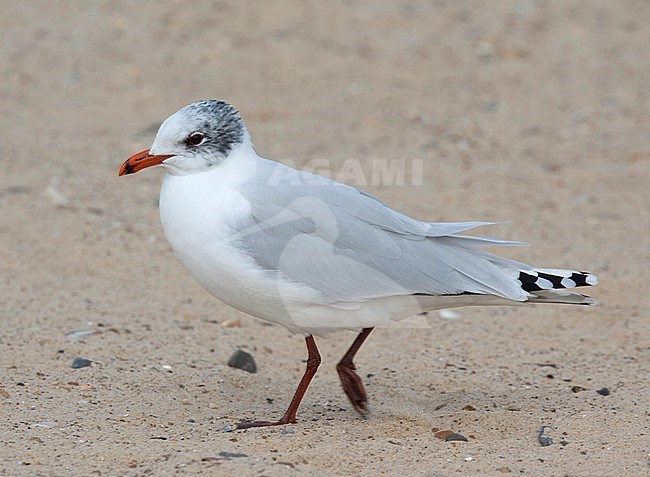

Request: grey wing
left=235, top=159, right=530, bottom=303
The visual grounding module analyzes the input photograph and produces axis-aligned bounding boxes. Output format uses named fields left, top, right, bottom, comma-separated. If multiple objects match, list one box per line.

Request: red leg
left=336, top=327, right=373, bottom=415
left=237, top=335, right=321, bottom=429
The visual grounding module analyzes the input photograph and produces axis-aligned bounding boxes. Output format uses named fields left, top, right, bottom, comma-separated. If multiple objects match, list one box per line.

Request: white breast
left=158, top=163, right=320, bottom=331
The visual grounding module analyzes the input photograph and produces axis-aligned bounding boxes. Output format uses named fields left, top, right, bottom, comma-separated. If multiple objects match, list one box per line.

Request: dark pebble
left=538, top=436, right=553, bottom=446
left=538, top=426, right=555, bottom=446
left=228, top=349, right=257, bottom=373
left=218, top=451, right=248, bottom=458
left=6, top=186, right=31, bottom=194
left=445, top=433, right=469, bottom=442
left=596, top=387, right=610, bottom=396
left=71, top=357, right=92, bottom=369
left=571, top=386, right=587, bottom=393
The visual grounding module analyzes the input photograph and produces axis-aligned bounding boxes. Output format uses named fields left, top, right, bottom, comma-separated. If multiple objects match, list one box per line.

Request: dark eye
left=187, top=132, right=205, bottom=146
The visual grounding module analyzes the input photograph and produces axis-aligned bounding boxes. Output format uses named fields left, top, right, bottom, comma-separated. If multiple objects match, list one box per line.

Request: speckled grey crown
left=183, top=100, right=245, bottom=160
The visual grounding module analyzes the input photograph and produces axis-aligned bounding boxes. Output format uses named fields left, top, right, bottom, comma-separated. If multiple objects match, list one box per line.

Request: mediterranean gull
left=119, top=100, right=597, bottom=428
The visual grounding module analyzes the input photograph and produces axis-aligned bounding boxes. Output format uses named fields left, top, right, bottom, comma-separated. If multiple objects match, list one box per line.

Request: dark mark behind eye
left=183, top=100, right=244, bottom=162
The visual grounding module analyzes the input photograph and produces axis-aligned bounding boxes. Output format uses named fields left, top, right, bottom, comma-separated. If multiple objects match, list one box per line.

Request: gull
left=119, top=100, right=597, bottom=428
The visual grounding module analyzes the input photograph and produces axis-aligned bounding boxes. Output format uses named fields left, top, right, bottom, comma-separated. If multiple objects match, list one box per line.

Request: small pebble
left=538, top=426, right=555, bottom=446
left=463, top=405, right=477, bottom=411
left=446, top=433, right=469, bottom=442
left=218, top=425, right=235, bottom=432
left=65, top=329, right=99, bottom=339
left=278, top=428, right=295, bottom=435
left=435, top=429, right=469, bottom=442
left=228, top=349, right=257, bottom=373
left=571, top=386, right=587, bottom=393
left=218, top=451, right=248, bottom=458
left=34, top=421, right=59, bottom=428
left=221, top=319, right=241, bottom=328
left=208, top=402, right=219, bottom=409
left=6, top=185, right=31, bottom=194
left=596, top=387, right=610, bottom=396
left=538, top=436, right=553, bottom=446
left=71, top=357, right=92, bottom=369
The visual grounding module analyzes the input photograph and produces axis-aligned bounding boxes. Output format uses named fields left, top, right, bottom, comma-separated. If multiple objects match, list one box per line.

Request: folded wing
left=235, top=160, right=539, bottom=304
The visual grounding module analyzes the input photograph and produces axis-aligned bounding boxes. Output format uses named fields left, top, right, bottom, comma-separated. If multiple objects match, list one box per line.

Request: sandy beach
left=1, top=1, right=648, bottom=475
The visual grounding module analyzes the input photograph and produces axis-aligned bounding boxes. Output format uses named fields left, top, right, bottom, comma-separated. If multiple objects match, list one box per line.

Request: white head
left=120, top=100, right=251, bottom=176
